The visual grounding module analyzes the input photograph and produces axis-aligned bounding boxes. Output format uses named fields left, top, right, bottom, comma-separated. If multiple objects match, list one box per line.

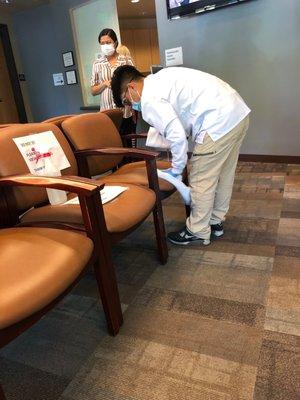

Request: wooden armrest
left=75, top=147, right=162, bottom=199
left=122, top=133, right=148, bottom=140
left=75, top=147, right=159, bottom=160
left=0, top=174, right=104, bottom=197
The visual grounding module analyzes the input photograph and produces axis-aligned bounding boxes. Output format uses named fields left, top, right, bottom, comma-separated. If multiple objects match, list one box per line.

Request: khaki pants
left=186, top=116, right=249, bottom=239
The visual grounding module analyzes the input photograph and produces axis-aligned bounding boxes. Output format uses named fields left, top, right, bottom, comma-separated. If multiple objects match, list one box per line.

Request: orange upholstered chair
left=0, top=174, right=123, bottom=399
left=0, top=123, right=168, bottom=264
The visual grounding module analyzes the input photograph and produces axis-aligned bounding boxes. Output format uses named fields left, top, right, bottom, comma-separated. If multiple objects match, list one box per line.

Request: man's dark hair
left=111, top=65, right=144, bottom=107
left=98, top=28, right=119, bottom=47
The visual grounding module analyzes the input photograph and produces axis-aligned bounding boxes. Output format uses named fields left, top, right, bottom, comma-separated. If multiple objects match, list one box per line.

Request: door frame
left=0, top=23, right=27, bottom=122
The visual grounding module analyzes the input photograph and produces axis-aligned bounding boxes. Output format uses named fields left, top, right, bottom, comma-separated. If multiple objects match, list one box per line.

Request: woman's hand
left=103, top=79, right=111, bottom=88
left=91, top=80, right=111, bottom=96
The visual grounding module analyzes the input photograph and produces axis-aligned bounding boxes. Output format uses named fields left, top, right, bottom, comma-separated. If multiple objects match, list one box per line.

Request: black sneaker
left=168, top=227, right=210, bottom=246
left=211, top=223, right=224, bottom=238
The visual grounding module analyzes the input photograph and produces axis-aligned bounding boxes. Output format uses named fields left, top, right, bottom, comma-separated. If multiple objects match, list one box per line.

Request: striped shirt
left=90, top=54, right=133, bottom=113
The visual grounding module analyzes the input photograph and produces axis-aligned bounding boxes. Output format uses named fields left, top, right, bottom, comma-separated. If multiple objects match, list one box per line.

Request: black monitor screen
left=167, top=0, right=252, bottom=19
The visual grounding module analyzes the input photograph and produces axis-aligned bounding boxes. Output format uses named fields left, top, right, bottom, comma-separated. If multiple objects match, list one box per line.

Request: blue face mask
left=128, top=87, right=142, bottom=112
left=131, top=101, right=142, bottom=112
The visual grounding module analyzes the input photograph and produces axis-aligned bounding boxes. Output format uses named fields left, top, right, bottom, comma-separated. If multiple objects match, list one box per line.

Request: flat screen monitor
left=167, top=0, right=252, bottom=19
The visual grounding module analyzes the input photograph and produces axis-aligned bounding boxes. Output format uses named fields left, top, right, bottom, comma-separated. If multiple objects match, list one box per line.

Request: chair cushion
left=20, top=183, right=156, bottom=234
left=104, top=160, right=175, bottom=192
left=0, top=227, right=93, bottom=329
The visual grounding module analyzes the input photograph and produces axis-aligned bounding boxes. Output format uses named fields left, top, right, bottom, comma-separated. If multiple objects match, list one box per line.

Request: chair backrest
left=0, top=123, right=77, bottom=213
left=101, top=109, right=123, bottom=132
left=42, top=115, right=74, bottom=129
left=0, top=124, right=21, bottom=129
left=62, top=113, right=124, bottom=176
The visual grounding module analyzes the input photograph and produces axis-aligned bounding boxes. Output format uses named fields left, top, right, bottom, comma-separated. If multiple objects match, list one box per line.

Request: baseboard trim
left=238, top=154, right=300, bottom=164
left=158, top=151, right=300, bottom=164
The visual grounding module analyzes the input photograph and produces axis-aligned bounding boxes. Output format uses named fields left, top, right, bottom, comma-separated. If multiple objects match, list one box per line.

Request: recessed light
left=131, top=0, right=140, bottom=3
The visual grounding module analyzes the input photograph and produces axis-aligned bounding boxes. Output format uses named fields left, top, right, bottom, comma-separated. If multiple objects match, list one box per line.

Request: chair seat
left=103, top=160, right=175, bottom=192
left=0, top=227, right=93, bottom=329
left=20, top=183, right=156, bottom=234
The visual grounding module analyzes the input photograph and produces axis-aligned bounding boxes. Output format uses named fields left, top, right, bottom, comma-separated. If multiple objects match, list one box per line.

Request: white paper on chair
left=13, top=131, right=70, bottom=175
left=63, top=186, right=128, bottom=206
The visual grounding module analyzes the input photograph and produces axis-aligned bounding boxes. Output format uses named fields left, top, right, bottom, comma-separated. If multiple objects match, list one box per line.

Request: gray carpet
left=1, top=162, right=299, bottom=400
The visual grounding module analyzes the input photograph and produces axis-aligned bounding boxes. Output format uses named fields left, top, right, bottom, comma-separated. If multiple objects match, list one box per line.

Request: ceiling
left=0, top=0, right=49, bottom=13
left=0, top=0, right=156, bottom=18
left=116, top=0, right=156, bottom=19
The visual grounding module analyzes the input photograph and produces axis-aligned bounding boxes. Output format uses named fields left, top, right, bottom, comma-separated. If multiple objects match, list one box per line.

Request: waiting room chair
left=102, top=108, right=139, bottom=148
left=101, top=109, right=123, bottom=132
left=0, top=123, right=168, bottom=264
left=0, top=174, right=123, bottom=399
left=0, top=124, right=20, bottom=129
left=61, top=113, right=177, bottom=201
left=42, top=114, right=74, bottom=129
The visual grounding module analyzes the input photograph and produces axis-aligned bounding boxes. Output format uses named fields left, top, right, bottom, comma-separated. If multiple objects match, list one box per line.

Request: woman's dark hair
left=98, top=28, right=118, bottom=47
left=111, top=65, right=145, bottom=107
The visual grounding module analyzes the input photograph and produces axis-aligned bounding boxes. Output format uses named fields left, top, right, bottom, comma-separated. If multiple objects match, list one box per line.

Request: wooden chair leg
left=93, top=258, right=123, bottom=336
left=81, top=193, right=123, bottom=336
left=144, top=158, right=168, bottom=265
left=183, top=167, right=190, bottom=218
left=185, top=204, right=191, bottom=218
left=152, top=204, right=168, bottom=265
left=0, top=384, right=6, bottom=400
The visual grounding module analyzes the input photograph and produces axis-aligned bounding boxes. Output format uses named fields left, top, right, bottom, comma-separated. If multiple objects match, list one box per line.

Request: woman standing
left=91, top=28, right=133, bottom=113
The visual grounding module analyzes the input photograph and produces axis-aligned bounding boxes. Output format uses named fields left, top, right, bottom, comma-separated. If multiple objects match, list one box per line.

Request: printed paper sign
left=64, top=186, right=128, bottom=205
left=52, top=73, right=64, bottom=86
left=13, top=131, right=70, bottom=175
left=165, top=46, right=183, bottom=67
left=66, top=70, right=77, bottom=85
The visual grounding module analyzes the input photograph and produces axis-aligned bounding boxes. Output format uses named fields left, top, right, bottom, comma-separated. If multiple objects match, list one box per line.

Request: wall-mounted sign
left=165, top=46, right=183, bottom=67
left=66, top=70, right=77, bottom=85
left=52, top=73, right=64, bottom=86
left=62, top=51, right=75, bottom=67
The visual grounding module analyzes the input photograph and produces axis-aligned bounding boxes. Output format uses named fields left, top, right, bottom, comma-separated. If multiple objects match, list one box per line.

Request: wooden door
left=119, top=29, right=136, bottom=63
left=132, top=29, right=152, bottom=73
left=150, top=28, right=160, bottom=65
left=120, top=28, right=160, bottom=73
left=0, top=37, right=19, bottom=123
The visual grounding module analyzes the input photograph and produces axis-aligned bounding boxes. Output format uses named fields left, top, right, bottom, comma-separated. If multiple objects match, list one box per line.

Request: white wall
left=155, top=0, right=300, bottom=156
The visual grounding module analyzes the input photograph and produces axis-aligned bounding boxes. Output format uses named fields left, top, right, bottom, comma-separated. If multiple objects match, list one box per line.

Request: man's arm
left=164, top=118, right=188, bottom=175
left=143, top=99, right=188, bottom=174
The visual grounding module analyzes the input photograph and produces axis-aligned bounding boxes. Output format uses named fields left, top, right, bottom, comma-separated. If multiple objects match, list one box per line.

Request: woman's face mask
left=101, top=43, right=115, bottom=57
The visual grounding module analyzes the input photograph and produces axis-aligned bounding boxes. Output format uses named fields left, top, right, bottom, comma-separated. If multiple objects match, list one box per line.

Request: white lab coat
left=141, top=67, right=250, bottom=174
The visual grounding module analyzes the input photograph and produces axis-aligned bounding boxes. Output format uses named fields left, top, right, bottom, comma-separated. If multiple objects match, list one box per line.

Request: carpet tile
left=0, top=161, right=299, bottom=400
